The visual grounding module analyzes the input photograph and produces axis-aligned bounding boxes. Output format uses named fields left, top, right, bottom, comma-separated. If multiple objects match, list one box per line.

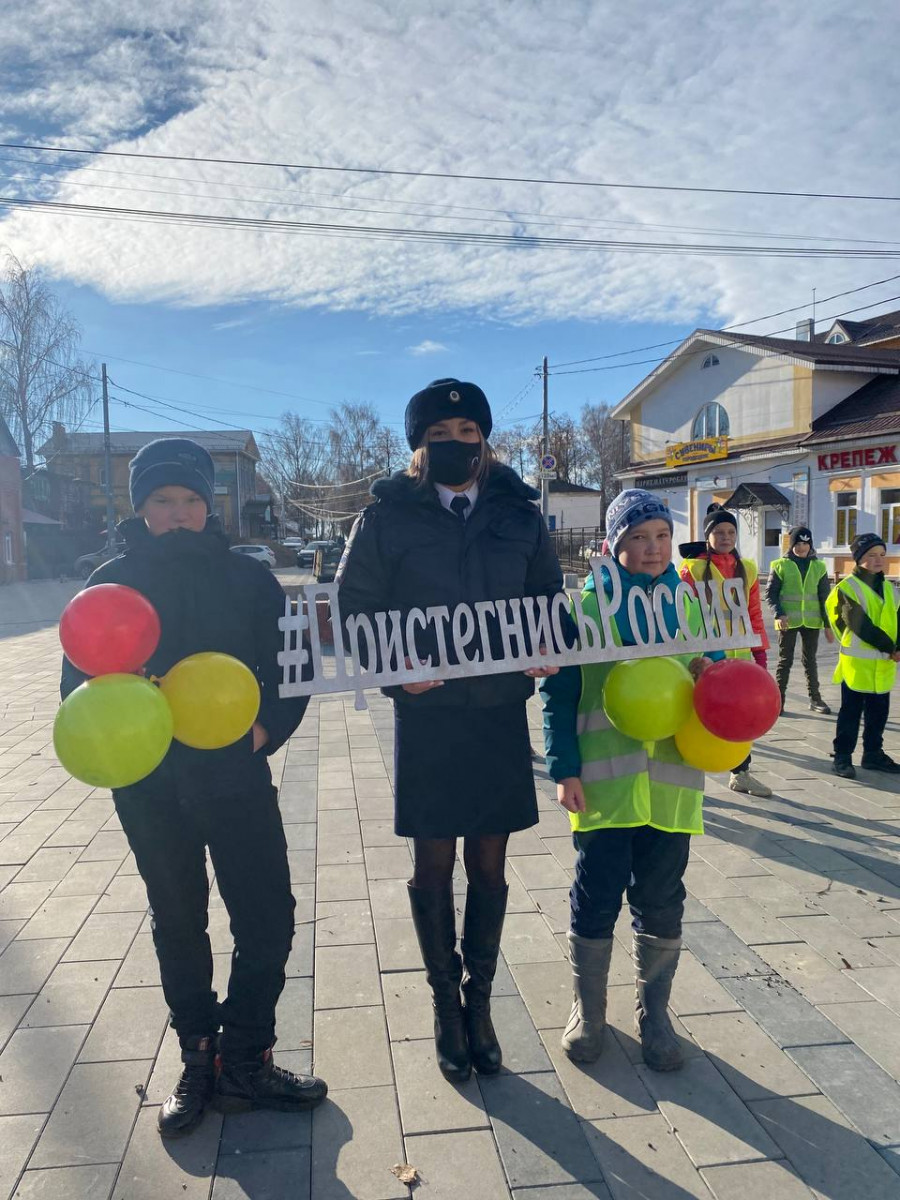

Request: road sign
left=540, top=453, right=557, bottom=471
left=539, top=470, right=558, bottom=480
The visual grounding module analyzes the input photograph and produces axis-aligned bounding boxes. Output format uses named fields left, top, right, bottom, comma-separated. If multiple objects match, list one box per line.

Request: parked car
left=314, top=542, right=344, bottom=583
left=296, top=539, right=338, bottom=568
left=230, top=543, right=276, bottom=568
left=73, top=542, right=125, bottom=579
left=281, top=536, right=306, bottom=550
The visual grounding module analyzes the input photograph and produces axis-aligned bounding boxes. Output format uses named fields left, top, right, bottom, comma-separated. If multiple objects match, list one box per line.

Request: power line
left=4, top=141, right=900, bottom=203
left=6, top=194, right=900, bottom=260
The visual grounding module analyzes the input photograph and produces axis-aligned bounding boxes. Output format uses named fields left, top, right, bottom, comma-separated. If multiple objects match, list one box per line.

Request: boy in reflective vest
left=766, top=526, right=834, bottom=715
left=679, top=506, right=772, bottom=798
left=540, top=489, right=722, bottom=1073
left=826, top=532, right=900, bottom=779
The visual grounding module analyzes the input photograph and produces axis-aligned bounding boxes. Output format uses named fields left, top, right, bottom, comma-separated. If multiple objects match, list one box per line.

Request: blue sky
left=3, top=0, right=900, bottom=450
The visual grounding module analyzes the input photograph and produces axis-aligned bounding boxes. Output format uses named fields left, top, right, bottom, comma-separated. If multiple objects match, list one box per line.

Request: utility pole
left=101, top=364, right=116, bottom=549
left=541, top=355, right=549, bottom=521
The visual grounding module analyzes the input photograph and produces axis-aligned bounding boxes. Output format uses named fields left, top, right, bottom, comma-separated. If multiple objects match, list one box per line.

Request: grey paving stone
left=368, top=878, right=410, bottom=920
left=77, top=831, right=129, bottom=861
left=683, top=861, right=744, bottom=899
left=359, top=819, right=399, bottom=848
left=681, top=922, right=772, bottom=979
left=316, top=832, right=364, bottom=867
left=512, top=1185, right=613, bottom=1200
left=52, top=860, right=119, bottom=899
left=637, top=1054, right=781, bottom=1167
left=391, top=1037, right=488, bottom=1134
left=287, top=849, right=316, bottom=885
left=0, top=1025, right=87, bottom=1115
left=700, top=1160, right=815, bottom=1200
left=11, top=1164, right=119, bottom=1200
left=815, top=888, right=900, bottom=937
left=542, top=836, right=579, bottom=871
left=220, top=1106, right=309, bottom=1155
left=511, top=958, right=574, bottom=1030
left=780, top=913, right=895, bottom=969
left=531, top=887, right=572, bottom=935
left=481, top=1069, right=605, bottom=1188
left=17, top=895, right=96, bottom=941
left=313, top=1006, right=393, bottom=1090
left=541, top=1026, right=656, bottom=1120
left=275, top=977, right=313, bottom=1051
left=508, top=828, right=550, bottom=857
left=314, top=902, right=374, bottom=945
left=383, top=971, right=432, bottom=1042
left=0, top=880, right=55, bottom=920
left=78, top=986, right=167, bottom=1063
left=0, top=918, right=23, bottom=956
left=818, top=1000, right=900, bottom=1078
left=486, top=995, right=553, bottom=1074
left=502, top=912, right=566, bottom=965
left=311, top=1085, right=407, bottom=1200
left=277, top=792, right=317, bottom=823
left=13, top=847, right=81, bottom=884
left=283, top=822, right=316, bottom=851
left=113, top=933, right=158, bottom=988
left=0, top=938, right=69, bottom=996
left=115, top=1104, right=222, bottom=1198
left=680, top=1012, right=820, bottom=1102
left=694, top=843, right=774, bottom=879
left=92, top=874, right=150, bottom=914
left=737, top=874, right=824, bottom=918
left=749, top=1093, right=900, bottom=1200
left=849, top=964, right=900, bottom=1014
left=211, top=1147, right=311, bottom=1200
left=0, top=1113, right=44, bottom=1200
left=720, top=975, right=850, bottom=1048
left=314, top=943, right=382, bottom=1010
left=373, top=917, right=418, bottom=971
left=510, top=854, right=573, bottom=892
left=703, top=896, right=801, bottom=945
left=316, top=863, right=369, bottom=902
left=30, top=1058, right=152, bottom=1168
left=62, top=910, right=143, bottom=962
left=364, top=845, right=412, bottom=880
left=315, top=787, right=357, bottom=812
left=404, top=1128, right=519, bottom=1200
left=23, top=960, right=119, bottom=1028
left=786, top=1042, right=900, bottom=1147
left=583, top=1113, right=711, bottom=1200
left=285, top=921, right=314, bottom=978
left=0, top=993, right=32, bottom=1050
left=753, top=942, right=865, bottom=1005
left=668, top=949, right=744, bottom=1016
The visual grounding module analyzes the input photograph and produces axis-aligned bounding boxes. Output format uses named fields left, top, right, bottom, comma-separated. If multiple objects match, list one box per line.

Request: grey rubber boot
left=633, top=933, right=683, bottom=1072
left=561, top=933, right=614, bottom=1062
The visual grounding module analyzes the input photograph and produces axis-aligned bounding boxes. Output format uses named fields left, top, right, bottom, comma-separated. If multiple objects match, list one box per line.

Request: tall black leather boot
left=407, top=883, right=471, bottom=1082
left=157, top=1035, right=217, bottom=1138
left=461, top=885, right=508, bottom=1075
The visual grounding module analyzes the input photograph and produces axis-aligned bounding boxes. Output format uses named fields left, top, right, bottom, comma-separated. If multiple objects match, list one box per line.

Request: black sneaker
left=213, top=1049, right=328, bottom=1114
left=158, top=1036, right=217, bottom=1139
left=861, top=752, right=900, bottom=774
left=810, top=701, right=832, bottom=715
left=832, top=756, right=857, bottom=779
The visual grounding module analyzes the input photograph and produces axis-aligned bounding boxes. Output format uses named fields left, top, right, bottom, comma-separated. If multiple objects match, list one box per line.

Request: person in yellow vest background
left=540, top=489, right=724, bottom=1075
left=827, top=531, right=900, bottom=780
left=679, top=506, right=772, bottom=798
left=766, top=526, right=834, bottom=716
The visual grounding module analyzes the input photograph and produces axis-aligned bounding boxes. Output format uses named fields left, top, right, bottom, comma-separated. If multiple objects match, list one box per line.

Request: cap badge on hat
left=449, top=390, right=460, bottom=402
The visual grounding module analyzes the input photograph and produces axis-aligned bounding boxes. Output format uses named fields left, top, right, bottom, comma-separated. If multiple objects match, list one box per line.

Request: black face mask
left=427, top=439, right=481, bottom=487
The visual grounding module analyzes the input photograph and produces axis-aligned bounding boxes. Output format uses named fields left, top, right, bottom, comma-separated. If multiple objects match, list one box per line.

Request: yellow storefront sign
left=665, top=435, right=728, bottom=468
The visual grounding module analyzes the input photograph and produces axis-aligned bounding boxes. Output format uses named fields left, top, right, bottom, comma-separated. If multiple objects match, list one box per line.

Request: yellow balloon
left=675, top=711, right=751, bottom=773
left=160, top=653, right=260, bottom=750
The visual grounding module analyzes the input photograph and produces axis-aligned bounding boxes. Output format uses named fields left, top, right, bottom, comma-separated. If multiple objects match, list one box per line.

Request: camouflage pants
left=775, top=626, right=823, bottom=702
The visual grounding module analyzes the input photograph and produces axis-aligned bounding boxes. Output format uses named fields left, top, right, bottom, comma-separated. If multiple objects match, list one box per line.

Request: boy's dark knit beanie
left=129, top=438, right=215, bottom=513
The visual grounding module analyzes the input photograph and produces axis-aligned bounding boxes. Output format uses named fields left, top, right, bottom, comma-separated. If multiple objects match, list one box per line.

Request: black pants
left=570, top=825, right=691, bottom=940
left=775, top=626, right=823, bottom=701
left=114, top=772, right=295, bottom=1061
left=833, top=682, right=890, bottom=758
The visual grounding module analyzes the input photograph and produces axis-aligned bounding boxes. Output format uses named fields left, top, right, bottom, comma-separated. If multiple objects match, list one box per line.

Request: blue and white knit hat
left=605, top=488, right=673, bottom=555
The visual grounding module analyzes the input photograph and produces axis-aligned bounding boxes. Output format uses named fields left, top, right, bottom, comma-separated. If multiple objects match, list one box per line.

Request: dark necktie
left=450, top=494, right=471, bottom=522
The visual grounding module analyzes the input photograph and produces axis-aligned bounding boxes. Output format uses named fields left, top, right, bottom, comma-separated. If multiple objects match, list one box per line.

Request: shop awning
left=722, top=483, right=791, bottom=513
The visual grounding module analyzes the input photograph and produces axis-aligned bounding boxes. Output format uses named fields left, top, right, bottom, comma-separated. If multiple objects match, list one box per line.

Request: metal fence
left=548, top=526, right=606, bottom=575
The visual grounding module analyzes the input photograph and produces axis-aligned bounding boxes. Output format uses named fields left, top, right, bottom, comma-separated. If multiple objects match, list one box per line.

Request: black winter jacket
left=336, top=464, right=565, bottom=709
left=60, top=517, right=308, bottom=798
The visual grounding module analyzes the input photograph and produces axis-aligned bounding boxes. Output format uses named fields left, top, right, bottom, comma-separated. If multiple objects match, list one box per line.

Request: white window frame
left=691, top=402, right=729, bottom=439
left=880, top=488, right=900, bottom=547
left=826, top=332, right=847, bottom=344
left=835, top=490, right=859, bottom=547
left=3, top=532, right=12, bottom=565
left=701, top=353, right=720, bottom=369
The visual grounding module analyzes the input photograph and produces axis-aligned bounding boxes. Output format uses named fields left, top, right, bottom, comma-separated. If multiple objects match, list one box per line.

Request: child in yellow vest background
left=827, top=532, right=900, bottom=780
left=540, top=489, right=722, bottom=1074
left=766, top=525, right=834, bottom=715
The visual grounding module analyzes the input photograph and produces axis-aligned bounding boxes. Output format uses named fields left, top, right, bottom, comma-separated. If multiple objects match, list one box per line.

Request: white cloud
left=2, top=0, right=900, bottom=329
left=408, top=339, right=448, bottom=356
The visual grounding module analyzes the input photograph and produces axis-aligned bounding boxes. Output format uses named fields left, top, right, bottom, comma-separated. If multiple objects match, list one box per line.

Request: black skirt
left=393, top=701, right=539, bottom=838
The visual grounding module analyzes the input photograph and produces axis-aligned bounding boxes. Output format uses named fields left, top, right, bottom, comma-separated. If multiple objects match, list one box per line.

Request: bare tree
left=0, top=253, right=94, bottom=471
left=259, top=412, right=331, bottom=537
left=580, top=402, right=628, bottom=513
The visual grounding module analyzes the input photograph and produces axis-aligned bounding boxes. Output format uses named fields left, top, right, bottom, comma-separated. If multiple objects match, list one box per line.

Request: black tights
left=412, top=834, right=509, bottom=892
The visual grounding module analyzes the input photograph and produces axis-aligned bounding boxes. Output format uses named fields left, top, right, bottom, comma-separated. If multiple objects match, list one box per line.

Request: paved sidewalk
left=3, top=622, right=900, bottom=1199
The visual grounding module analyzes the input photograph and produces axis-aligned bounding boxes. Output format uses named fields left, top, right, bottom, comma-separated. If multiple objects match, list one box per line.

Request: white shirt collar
left=435, top=480, right=479, bottom=516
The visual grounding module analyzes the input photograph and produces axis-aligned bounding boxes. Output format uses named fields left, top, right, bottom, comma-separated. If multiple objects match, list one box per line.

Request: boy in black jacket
left=61, top=438, right=326, bottom=1137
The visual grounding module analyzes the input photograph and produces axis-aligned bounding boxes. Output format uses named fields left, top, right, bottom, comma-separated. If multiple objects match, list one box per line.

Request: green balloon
left=603, top=657, right=694, bottom=742
left=54, top=674, right=174, bottom=789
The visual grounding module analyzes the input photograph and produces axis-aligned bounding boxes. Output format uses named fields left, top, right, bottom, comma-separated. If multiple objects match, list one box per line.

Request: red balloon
left=60, top=584, right=161, bottom=677
left=693, top=659, right=781, bottom=743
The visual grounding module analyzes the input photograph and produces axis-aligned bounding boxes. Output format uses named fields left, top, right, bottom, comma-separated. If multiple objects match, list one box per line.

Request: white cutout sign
left=277, top=555, right=760, bottom=709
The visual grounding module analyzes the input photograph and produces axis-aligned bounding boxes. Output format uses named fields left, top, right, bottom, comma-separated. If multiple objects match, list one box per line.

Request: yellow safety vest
left=771, top=557, right=827, bottom=630
left=681, top=556, right=758, bottom=660
left=573, top=588, right=705, bottom=837
left=826, top=575, right=897, bottom=694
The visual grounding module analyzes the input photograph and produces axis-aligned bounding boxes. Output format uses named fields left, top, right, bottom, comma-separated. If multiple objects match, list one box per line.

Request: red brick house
left=0, top=417, right=25, bottom=583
